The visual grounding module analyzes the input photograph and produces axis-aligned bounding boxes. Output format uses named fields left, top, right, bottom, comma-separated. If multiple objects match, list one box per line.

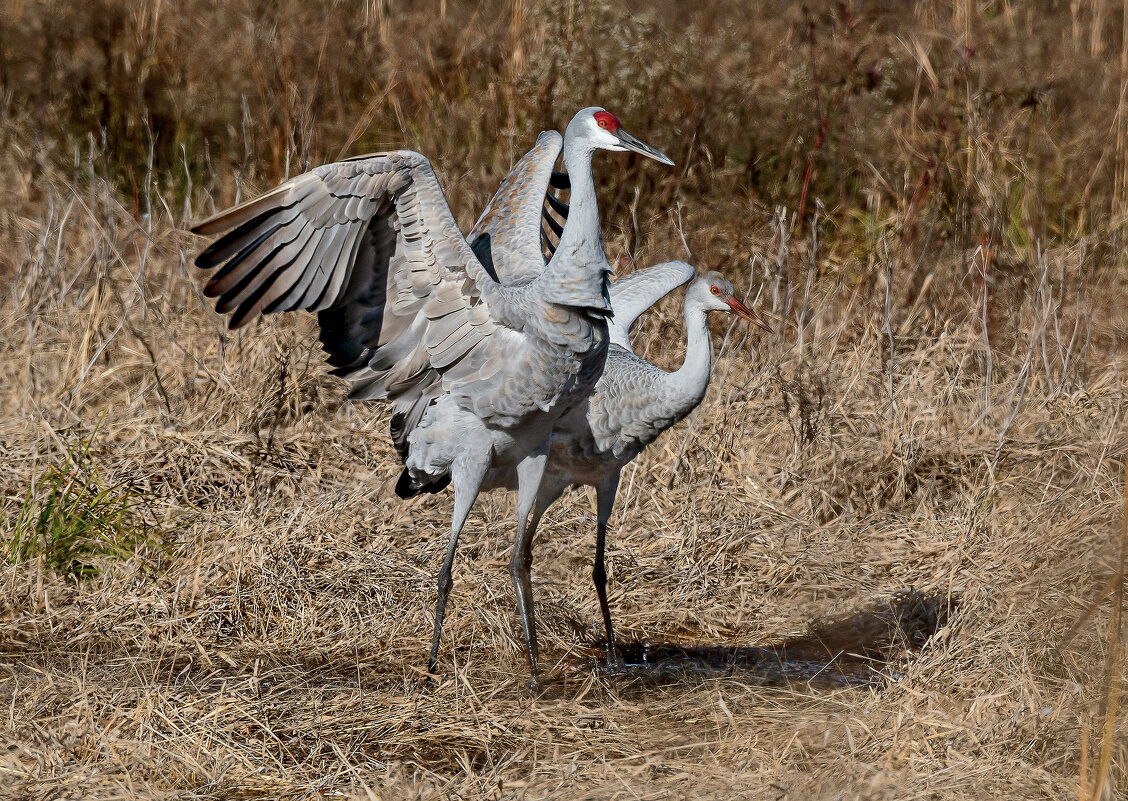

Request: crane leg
left=593, top=472, right=623, bottom=671
left=510, top=447, right=550, bottom=680
left=512, top=469, right=569, bottom=682
left=428, top=448, right=491, bottom=674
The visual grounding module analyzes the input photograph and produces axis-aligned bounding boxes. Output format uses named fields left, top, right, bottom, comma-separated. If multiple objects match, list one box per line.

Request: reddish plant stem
left=901, top=157, right=936, bottom=244
left=796, top=88, right=840, bottom=226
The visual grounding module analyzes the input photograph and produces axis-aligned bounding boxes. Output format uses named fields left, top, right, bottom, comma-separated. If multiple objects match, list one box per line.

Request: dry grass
left=3, top=1, right=1128, bottom=799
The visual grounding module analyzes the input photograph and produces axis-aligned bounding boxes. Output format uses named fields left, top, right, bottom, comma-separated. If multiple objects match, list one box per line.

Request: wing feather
left=192, top=175, right=319, bottom=236
left=467, top=130, right=563, bottom=284
left=542, top=208, right=564, bottom=237
left=606, top=260, right=696, bottom=353
left=192, top=151, right=501, bottom=421
left=267, top=223, right=349, bottom=313
left=306, top=218, right=365, bottom=310
left=545, top=193, right=569, bottom=216
left=239, top=226, right=329, bottom=320
left=212, top=218, right=311, bottom=303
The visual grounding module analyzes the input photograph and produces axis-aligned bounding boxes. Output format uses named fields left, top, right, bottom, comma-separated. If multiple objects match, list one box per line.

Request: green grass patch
left=4, top=424, right=161, bottom=579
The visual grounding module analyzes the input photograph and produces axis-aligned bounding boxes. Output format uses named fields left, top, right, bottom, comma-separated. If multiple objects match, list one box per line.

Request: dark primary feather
left=542, top=207, right=564, bottom=237
left=545, top=193, right=569, bottom=217
left=191, top=151, right=506, bottom=428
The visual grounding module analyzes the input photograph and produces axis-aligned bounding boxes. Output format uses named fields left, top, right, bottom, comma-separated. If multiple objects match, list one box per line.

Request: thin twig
left=881, top=236, right=895, bottom=433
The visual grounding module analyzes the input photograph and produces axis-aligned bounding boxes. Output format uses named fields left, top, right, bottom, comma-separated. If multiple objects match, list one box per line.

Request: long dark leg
left=593, top=472, right=622, bottom=669
left=428, top=449, right=491, bottom=673
left=509, top=448, right=550, bottom=679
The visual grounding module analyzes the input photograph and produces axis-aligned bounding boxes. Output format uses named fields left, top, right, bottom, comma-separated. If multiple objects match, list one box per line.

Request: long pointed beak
left=615, top=128, right=675, bottom=167
left=727, top=297, right=772, bottom=332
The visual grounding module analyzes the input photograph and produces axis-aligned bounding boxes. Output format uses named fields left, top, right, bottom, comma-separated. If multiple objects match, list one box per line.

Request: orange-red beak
left=727, top=297, right=772, bottom=331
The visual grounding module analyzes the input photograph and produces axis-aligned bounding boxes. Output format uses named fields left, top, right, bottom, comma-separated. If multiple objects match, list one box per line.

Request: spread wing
left=467, top=130, right=568, bottom=284
left=606, top=260, right=696, bottom=353
left=192, top=150, right=504, bottom=414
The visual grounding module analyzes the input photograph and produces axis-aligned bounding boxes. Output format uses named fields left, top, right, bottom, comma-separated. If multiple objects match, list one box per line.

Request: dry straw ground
left=2, top=1, right=1128, bottom=798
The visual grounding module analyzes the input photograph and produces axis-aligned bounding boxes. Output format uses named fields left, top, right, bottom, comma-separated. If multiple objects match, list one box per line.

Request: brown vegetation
left=1, top=1, right=1127, bottom=798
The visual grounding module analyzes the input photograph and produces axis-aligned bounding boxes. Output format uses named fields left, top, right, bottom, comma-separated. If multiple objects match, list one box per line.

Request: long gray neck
left=535, top=136, right=612, bottom=311
left=663, top=298, right=714, bottom=414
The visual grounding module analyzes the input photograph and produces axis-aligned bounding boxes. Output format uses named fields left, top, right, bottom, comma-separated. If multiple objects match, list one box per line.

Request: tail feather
left=395, top=467, right=451, bottom=499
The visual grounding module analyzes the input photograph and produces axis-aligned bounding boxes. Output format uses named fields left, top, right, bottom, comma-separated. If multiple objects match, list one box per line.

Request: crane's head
left=691, top=271, right=772, bottom=331
left=569, top=107, right=675, bottom=166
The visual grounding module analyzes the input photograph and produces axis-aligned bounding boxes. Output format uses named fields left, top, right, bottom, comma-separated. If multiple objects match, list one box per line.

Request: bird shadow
left=548, top=588, right=954, bottom=693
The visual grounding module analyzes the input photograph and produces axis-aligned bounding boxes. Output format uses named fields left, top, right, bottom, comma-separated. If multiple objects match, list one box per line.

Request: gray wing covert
left=192, top=150, right=502, bottom=410
left=467, top=130, right=565, bottom=284
left=607, top=261, right=695, bottom=353
left=586, top=346, right=679, bottom=458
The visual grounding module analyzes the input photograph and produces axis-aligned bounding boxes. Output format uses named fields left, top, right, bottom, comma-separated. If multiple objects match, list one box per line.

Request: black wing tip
left=325, top=353, right=367, bottom=373
left=227, top=312, right=253, bottom=330
left=394, top=469, right=418, bottom=498
left=195, top=243, right=230, bottom=270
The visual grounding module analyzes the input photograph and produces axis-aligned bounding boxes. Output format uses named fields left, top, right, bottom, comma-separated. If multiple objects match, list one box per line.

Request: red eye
left=593, top=111, right=621, bottom=132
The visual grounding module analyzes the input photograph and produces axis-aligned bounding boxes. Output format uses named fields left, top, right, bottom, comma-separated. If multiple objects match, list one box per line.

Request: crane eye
left=598, top=120, right=606, bottom=128
left=710, top=286, right=720, bottom=295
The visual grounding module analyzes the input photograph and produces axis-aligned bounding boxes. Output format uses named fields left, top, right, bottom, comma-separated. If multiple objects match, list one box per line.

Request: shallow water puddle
left=573, top=589, right=953, bottom=689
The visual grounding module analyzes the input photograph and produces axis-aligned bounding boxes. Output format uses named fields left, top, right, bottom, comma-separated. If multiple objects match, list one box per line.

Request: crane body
left=493, top=268, right=771, bottom=670
left=190, top=108, right=674, bottom=677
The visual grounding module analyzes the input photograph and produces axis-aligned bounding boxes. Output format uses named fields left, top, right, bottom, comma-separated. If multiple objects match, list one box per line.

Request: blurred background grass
left=3, top=0, right=1126, bottom=292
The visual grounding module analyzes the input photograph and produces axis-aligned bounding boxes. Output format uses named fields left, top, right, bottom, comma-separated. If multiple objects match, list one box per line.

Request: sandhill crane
left=418, top=112, right=690, bottom=676
left=556, top=268, right=771, bottom=668
left=494, top=265, right=770, bottom=673
left=189, top=107, right=674, bottom=674
left=463, top=136, right=769, bottom=674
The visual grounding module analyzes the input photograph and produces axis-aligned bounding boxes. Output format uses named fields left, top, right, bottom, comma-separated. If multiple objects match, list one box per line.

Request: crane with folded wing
left=517, top=266, right=770, bottom=670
